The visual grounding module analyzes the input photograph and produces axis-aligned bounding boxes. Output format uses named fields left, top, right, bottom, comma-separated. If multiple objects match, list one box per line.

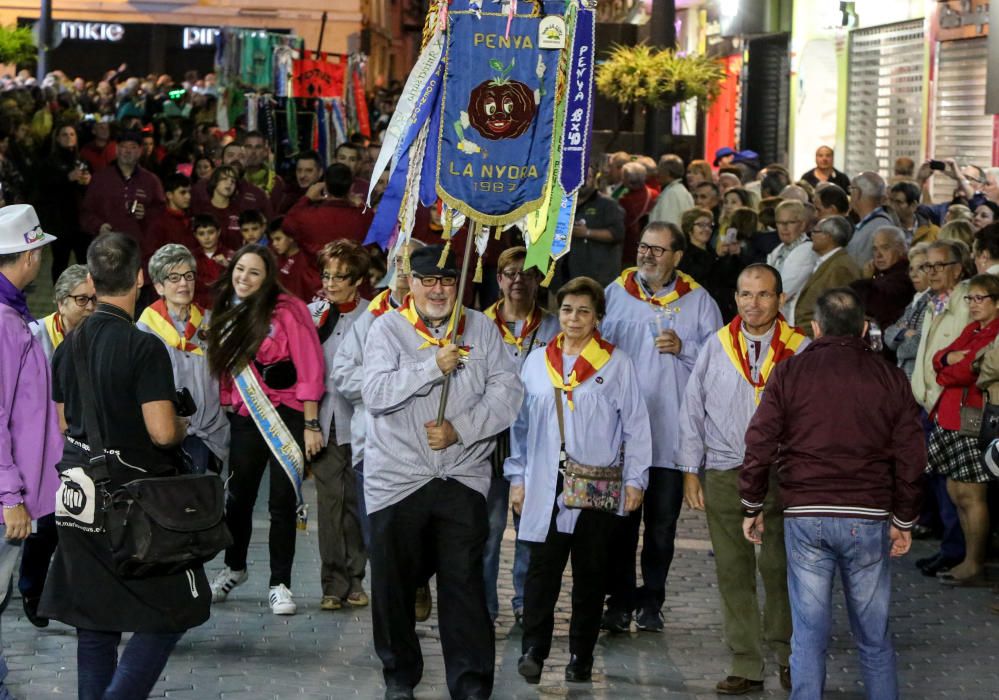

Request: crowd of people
left=0, top=66, right=997, bottom=699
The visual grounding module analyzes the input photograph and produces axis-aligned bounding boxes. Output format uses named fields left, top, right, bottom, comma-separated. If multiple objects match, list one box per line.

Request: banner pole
left=436, top=220, right=478, bottom=425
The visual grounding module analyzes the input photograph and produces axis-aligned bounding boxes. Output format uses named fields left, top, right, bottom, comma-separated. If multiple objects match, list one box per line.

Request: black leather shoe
left=715, top=676, right=764, bottom=694
left=779, top=665, right=791, bottom=691
left=22, top=596, right=48, bottom=629
left=565, top=655, right=593, bottom=682
left=517, top=648, right=544, bottom=684
left=918, top=554, right=962, bottom=577
left=600, top=607, right=631, bottom=633
left=384, top=686, right=415, bottom=700
left=634, top=605, right=664, bottom=632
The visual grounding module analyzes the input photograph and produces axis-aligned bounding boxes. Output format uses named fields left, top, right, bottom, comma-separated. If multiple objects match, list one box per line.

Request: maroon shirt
left=191, top=179, right=273, bottom=223
left=190, top=199, right=243, bottom=251
left=147, top=207, right=195, bottom=255
left=849, top=259, right=916, bottom=331
left=277, top=250, right=322, bottom=303
left=79, top=163, right=166, bottom=246
left=80, top=141, right=117, bottom=173
left=282, top=196, right=374, bottom=263
left=194, top=247, right=233, bottom=309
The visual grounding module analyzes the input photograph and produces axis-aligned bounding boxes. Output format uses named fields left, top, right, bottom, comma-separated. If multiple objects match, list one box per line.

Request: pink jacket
left=221, top=294, right=326, bottom=415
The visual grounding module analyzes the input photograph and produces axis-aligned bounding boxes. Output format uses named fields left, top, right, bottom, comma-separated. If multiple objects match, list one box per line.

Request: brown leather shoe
left=715, top=676, right=764, bottom=695
left=779, top=665, right=791, bottom=691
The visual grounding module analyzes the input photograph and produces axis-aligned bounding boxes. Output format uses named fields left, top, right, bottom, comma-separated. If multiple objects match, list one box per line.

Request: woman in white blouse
left=505, top=276, right=652, bottom=685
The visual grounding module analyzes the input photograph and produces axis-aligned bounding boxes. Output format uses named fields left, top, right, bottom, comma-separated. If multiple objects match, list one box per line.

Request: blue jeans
left=784, top=518, right=897, bottom=700
left=77, top=628, right=183, bottom=700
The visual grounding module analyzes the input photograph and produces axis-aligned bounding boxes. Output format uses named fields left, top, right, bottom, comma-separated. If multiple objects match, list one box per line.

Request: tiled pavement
left=4, top=477, right=998, bottom=700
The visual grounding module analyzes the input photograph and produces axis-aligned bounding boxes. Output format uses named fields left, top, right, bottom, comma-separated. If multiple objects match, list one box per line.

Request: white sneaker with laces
left=210, top=566, right=247, bottom=603
left=269, top=584, right=297, bottom=615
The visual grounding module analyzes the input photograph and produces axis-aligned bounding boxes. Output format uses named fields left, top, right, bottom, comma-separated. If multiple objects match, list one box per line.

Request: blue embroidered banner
left=436, top=6, right=561, bottom=225
left=558, top=3, right=594, bottom=195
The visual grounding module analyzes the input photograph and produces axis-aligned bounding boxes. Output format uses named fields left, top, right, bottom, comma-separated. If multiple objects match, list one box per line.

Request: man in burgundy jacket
left=738, top=287, right=924, bottom=699
left=79, top=131, right=165, bottom=258
left=190, top=142, right=273, bottom=221
left=849, top=226, right=915, bottom=332
left=283, top=163, right=373, bottom=265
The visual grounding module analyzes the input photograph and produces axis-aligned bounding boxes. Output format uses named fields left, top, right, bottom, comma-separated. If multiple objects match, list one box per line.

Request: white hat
left=0, top=205, right=57, bottom=254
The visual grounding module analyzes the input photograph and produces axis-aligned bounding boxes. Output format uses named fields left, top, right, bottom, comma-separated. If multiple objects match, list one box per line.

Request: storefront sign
left=59, top=21, right=124, bottom=42
left=183, top=26, right=221, bottom=49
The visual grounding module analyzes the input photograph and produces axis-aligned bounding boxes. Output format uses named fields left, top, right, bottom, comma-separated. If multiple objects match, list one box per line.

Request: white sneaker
left=269, top=584, right=297, bottom=615
left=210, top=566, right=247, bottom=603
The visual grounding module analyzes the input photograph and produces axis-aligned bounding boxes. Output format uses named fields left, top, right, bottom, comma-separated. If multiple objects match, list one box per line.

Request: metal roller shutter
left=844, top=19, right=925, bottom=180
left=931, top=37, right=993, bottom=202
left=740, top=33, right=789, bottom=167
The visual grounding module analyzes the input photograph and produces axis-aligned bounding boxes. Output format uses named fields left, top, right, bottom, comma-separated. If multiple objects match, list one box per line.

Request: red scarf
left=544, top=331, right=615, bottom=410
left=483, top=300, right=543, bottom=352
left=615, top=267, right=700, bottom=308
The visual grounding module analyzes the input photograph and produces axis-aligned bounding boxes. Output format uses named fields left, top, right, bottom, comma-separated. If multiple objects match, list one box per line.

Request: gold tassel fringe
left=438, top=240, right=451, bottom=269
left=540, top=259, right=556, bottom=288
left=472, top=256, right=483, bottom=284
left=401, top=245, right=411, bottom=275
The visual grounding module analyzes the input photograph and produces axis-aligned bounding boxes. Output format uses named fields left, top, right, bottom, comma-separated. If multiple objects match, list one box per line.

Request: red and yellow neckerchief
left=615, top=267, right=700, bottom=308
left=137, top=299, right=207, bottom=356
left=397, top=296, right=469, bottom=356
left=483, top=300, right=543, bottom=353
left=716, top=316, right=806, bottom=404
left=367, top=289, right=403, bottom=317
left=544, top=331, right=615, bottom=411
left=43, top=312, right=65, bottom=349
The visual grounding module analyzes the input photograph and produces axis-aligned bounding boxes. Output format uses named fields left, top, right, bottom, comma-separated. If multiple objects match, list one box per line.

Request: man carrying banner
left=600, top=221, right=722, bottom=633
left=362, top=245, right=523, bottom=700
left=676, top=264, right=804, bottom=693
left=482, top=246, right=560, bottom=625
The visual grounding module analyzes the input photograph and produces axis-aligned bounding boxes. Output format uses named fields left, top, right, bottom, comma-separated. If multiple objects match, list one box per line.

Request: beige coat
left=911, top=280, right=970, bottom=412
left=796, top=249, right=863, bottom=336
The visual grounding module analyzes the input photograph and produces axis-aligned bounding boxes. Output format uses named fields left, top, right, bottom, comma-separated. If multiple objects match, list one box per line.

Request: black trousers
left=605, top=467, right=684, bottom=612
left=50, top=230, right=92, bottom=284
left=370, top=479, right=494, bottom=699
left=522, top=506, right=617, bottom=661
left=223, top=406, right=304, bottom=587
left=19, top=513, right=58, bottom=600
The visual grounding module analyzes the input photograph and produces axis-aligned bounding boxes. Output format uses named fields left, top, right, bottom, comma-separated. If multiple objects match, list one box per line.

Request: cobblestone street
left=4, top=477, right=998, bottom=699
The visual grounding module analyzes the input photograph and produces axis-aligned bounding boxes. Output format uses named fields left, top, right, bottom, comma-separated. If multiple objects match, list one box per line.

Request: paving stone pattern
left=4, top=476, right=999, bottom=699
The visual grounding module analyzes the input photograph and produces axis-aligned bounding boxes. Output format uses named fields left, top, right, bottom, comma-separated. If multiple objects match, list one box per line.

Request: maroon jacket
left=79, top=163, right=165, bottom=244
left=147, top=207, right=196, bottom=255
left=739, top=335, right=925, bottom=530
left=277, top=250, right=322, bottom=303
left=849, top=259, right=915, bottom=331
left=282, top=197, right=374, bottom=263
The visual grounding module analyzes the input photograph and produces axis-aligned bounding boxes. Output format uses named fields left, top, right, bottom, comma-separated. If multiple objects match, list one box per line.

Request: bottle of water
left=868, top=320, right=883, bottom=352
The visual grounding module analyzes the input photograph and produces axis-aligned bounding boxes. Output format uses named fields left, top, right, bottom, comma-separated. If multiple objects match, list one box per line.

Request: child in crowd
left=193, top=214, right=233, bottom=308
left=239, top=209, right=269, bottom=247
left=148, top=173, right=195, bottom=254
left=270, top=217, right=321, bottom=303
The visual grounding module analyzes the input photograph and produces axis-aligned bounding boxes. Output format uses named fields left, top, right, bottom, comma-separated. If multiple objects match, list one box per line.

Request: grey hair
left=908, top=241, right=931, bottom=261
left=621, top=162, right=647, bottom=189
left=874, top=226, right=907, bottom=251
left=778, top=185, right=809, bottom=203
left=53, top=264, right=90, bottom=304
left=817, top=215, right=854, bottom=248
left=658, top=154, right=685, bottom=181
left=148, top=244, right=197, bottom=285
left=851, top=171, right=886, bottom=200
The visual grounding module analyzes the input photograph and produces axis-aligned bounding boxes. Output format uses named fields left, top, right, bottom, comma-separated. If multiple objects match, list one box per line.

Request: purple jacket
left=0, top=304, right=62, bottom=521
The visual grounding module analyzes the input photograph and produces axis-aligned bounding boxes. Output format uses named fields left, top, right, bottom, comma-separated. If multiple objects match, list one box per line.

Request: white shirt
left=812, top=246, right=842, bottom=273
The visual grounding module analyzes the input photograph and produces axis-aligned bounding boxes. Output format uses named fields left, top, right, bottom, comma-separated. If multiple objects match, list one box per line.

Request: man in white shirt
left=648, top=155, right=694, bottom=228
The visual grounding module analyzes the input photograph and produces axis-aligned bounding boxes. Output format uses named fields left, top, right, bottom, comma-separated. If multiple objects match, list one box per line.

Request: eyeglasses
left=164, top=271, right=195, bottom=284
left=66, top=294, right=97, bottom=308
left=735, top=291, right=778, bottom=301
left=775, top=220, right=801, bottom=227
left=809, top=228, right=830, bottom=238
left=414, top=275, right=457, bottom=287
left=918, top=261, right=959, bottom=273
left=637, top=242, right=673, bottom=258
left=321, top=273, right=353, bottom=283
left=692, top=221, right=713, bottom=229
left=964, top=294, right=997, bottom=304
left=500, top=269, right=539, bottom=281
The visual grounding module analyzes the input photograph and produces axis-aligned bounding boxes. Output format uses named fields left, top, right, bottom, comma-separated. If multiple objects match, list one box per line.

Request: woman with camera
left=505, top=276, right=651, bottom=685
left=205, top=245, right=324, bottom=615
left=137, top=244, right=229, bottom=474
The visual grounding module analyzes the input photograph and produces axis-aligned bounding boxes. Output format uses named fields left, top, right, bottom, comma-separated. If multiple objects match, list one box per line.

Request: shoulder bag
left=553, top=388, right=623, bottom=513
left=72, top=325, right=232, bottom=579
left=959, top=387, right=984, bottom=438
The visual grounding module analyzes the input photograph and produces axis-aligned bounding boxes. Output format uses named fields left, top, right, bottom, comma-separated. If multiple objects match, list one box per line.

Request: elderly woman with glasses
left=924, top=273, right=999, bottom=588
left=136, top=244, right=229, bottom=474
left=307, top=240, right=371, bottom=612
left=34, top=264, right=95, bottom=360
left=678, top=206, right=744, bottom=321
